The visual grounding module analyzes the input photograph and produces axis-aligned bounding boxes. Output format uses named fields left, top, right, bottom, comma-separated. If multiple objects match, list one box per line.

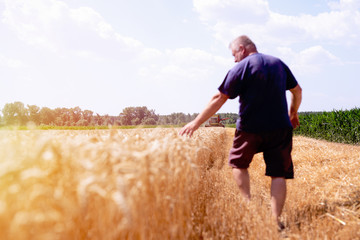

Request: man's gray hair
left=230, top=35, right=257, bottom=52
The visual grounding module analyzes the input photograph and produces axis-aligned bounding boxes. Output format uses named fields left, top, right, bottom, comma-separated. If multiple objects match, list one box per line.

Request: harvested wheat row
left=0, top=128, right=229, bottom=240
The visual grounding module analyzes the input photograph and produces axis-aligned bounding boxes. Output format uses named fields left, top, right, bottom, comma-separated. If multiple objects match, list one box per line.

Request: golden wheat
left=0, top=128, right=359, bottom=239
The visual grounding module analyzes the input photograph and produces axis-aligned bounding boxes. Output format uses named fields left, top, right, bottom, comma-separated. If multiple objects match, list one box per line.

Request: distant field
left=0, top=125, right=181, bottom=130
left=0, top=128, right=359, bottom=239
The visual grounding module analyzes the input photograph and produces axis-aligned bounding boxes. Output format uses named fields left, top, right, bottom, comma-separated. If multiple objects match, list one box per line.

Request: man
left=179, top=35, right=302, bottom=229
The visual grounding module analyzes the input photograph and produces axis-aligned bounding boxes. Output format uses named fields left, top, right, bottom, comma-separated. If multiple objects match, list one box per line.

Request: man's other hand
left=289, top=112, right=300, bottom=129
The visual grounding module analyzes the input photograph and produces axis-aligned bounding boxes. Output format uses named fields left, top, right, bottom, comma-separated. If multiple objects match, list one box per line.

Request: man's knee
left=232, top=167, right=249, bottom=176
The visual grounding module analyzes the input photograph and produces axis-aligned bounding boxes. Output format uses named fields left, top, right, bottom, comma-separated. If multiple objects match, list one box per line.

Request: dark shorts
left=228, top=128, right=294, bottom=179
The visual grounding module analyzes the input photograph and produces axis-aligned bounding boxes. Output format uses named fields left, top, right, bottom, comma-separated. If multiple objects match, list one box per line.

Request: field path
left=211, top=128, right=360, bottom=239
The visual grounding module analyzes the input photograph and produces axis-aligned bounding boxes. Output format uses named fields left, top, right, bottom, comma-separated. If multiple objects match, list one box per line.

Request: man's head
left=229, top=35, right=258, bottom=62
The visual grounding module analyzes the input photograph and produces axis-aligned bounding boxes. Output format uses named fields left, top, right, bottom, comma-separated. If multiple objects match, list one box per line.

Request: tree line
left=0, top=101, right=238, bottom=127
left=4, top=101, right=358, bottom=144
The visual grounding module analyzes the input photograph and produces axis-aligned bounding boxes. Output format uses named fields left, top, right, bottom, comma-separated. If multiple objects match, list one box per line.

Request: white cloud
left=193, top=0, right=269, bottom=24
left=298, top=11, right=359, bottom=43
left=328, top=0, right=360, bottom=10
left=193, top=0, right=360, bottom=47
left=2, top=0, right=68, bottom=51
left=1, top=0, right=146, bottom=57
left=168, top=48, right=229, bottom=67
left=134, top=47, right=234, bottom=114
left=74, top=50, right=104, bottom=62
left=69, top=7, right=114, bottom=39
left=137, top=47, right=231, bottom=84
left=140, top=48, right=163, bottom=61
left=115, top=34, right=143, bottom=49
left=277, top=45, right=341, bottom=75
left=0, top=54, right=25, bottom=69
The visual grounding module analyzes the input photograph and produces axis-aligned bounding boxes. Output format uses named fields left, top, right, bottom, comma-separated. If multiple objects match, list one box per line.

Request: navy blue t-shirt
left=218, top=53, right=298, bottom=132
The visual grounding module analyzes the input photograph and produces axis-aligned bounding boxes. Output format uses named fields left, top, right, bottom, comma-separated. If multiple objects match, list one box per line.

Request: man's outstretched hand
left=178, top=92, right=229, bottom=137
left=178, top=121, right=200, bottom=138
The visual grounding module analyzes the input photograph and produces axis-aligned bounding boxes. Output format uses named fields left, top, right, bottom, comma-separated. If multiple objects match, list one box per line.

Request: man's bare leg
left=232, top=168, right=251, bottom=200
left=270, top=177, right=286, bottom=229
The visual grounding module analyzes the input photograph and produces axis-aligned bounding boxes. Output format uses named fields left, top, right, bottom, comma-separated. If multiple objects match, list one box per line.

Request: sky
left=1, top=0, right=360, bottom=116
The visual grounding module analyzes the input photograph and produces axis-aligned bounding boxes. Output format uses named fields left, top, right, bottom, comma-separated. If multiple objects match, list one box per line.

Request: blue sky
left=1, top=0, right=359, bottom=115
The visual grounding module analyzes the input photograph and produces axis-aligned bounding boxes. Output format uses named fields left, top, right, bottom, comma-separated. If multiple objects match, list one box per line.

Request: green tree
left=76, top=118, right=89, bottom=126
left=92, top=113, right=103, bottom=126
left=157, top=116, right=170, bottom=125
left=83, top=110, right=94, bottom=124
left=27, top=104, right=40, bottom=124
left=2, top=102, right=28, bottom=125
left=39, top=107, right=55, bottom=125
left=120, top=106, right=158, bottom=125
left=54, top=108, right=68, bottom=126
left=57, top=108, right=74, bottom=126
left=141, top=117, right=157, bottom=125
left=102, top=114, right=112, bottom=126
left=70, top=107, right=82, bottom=125
left=131, top=117, right=141, bottom=125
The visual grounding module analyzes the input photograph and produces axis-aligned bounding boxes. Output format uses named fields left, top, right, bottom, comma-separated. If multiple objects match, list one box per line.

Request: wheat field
left=0, top=128, right=359, bottom=239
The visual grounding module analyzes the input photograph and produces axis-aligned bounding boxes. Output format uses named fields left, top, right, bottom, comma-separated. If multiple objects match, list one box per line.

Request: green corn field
left=295, top=108, right=360, bottom=144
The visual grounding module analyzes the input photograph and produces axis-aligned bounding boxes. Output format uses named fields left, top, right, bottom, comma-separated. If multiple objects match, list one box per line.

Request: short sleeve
left=218, top=69, right=241, bottom=99
left=284, top=63, right=298, bottom=90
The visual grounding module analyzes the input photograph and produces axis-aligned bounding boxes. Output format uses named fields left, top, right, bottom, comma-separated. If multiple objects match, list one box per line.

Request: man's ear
left=239, top=45, right=245, bottom=54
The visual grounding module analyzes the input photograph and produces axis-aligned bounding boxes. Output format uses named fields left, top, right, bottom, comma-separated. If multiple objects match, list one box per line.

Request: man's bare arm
left=289, top=84, right=302, bottom=129
left=179, top=91, right=229, bottom=137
